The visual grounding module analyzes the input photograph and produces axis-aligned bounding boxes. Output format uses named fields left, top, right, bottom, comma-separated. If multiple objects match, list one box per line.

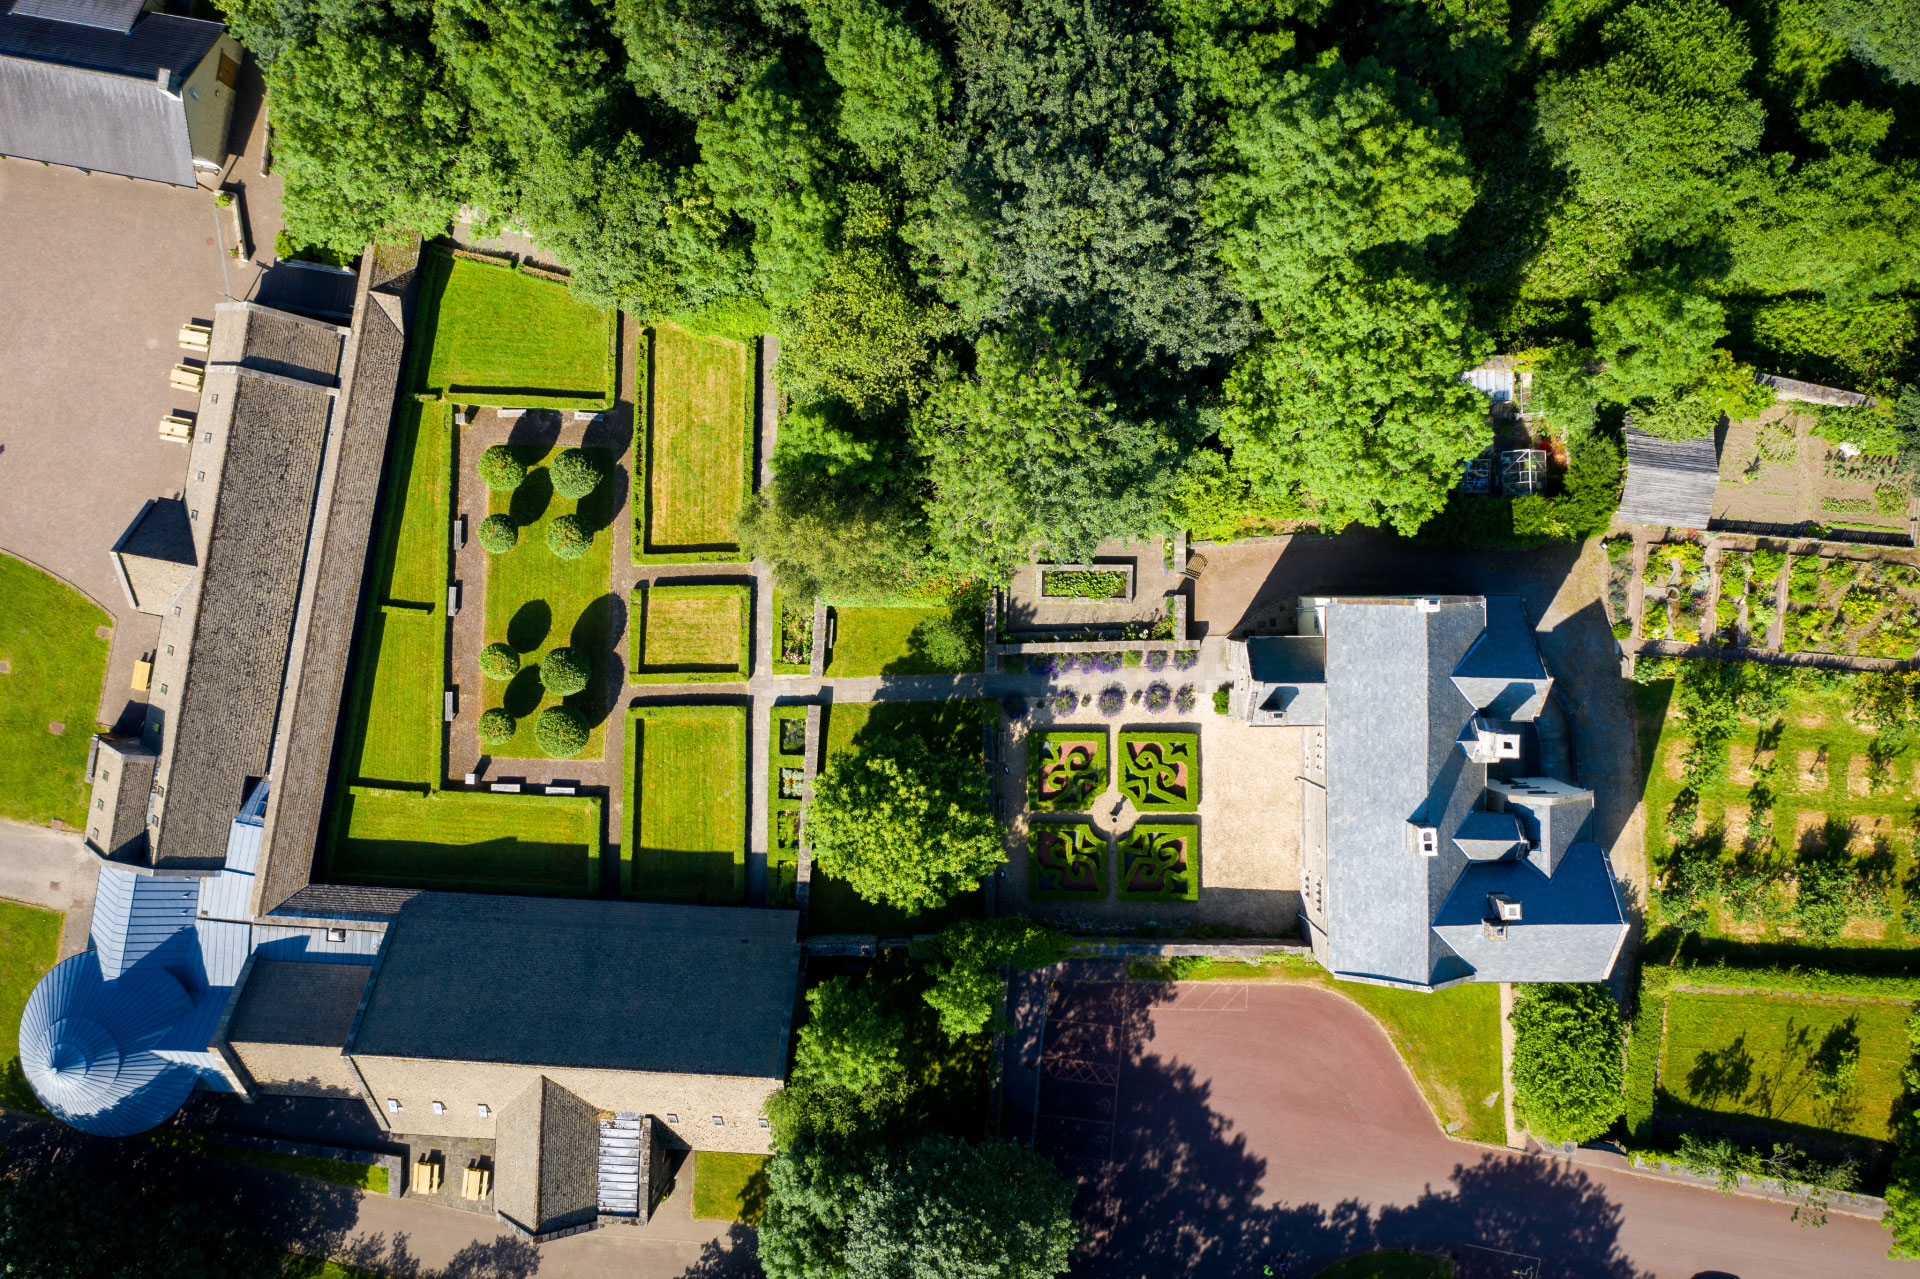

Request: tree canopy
left=1510, top=983, right=1628, bottom=1143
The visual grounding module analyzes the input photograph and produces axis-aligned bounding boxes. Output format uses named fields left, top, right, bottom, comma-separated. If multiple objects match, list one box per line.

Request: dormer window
left=1411, top=825, right=1439, bottom=857
left=1488, top=893, right=1522, bottom=922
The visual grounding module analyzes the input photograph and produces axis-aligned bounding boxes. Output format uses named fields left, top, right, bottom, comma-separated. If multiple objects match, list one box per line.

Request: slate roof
left=1619, top=426, right=1718, bottom=530
left=254, top=259, right=360, bottom=323
left=1246, top=635, right=1325, bottom=684
left=1453, top=809, right=1523, bottom=861
left=1431, top=844, right=1629, bottom=983
left=208, top=302, right=343, bottom=385
left=115, top=498, right=195, bottom=615
left=1450, top=596, right=1550, bottom=720
left=227, top=960, right=370, bottom=1047
left=349, top=895, right=800, bottom=1080
left=10, top=0, right=144, bottom=33
left=0, top=8, right=224, bottom=185
left=153, top=370, right=334, bottom=869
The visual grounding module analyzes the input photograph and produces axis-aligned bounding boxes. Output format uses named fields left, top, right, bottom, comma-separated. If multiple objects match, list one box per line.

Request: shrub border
left=1117, top=731, right=1200, bottom=812
left=1028, top=820, right=1109, bottom=901
left=1027, top=730, right=1109, bottom=813
left=630, top=582, right=752, bottom=683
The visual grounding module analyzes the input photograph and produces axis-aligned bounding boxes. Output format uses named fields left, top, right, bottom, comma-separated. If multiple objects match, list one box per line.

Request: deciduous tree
left=1510, top=983, right=1626, bottom=1143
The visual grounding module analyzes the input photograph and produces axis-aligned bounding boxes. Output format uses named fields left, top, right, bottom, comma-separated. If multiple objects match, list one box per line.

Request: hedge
left=1118, top=731, right=1199, bottom=812
left=1624, top=965, right=1673, bottom=1142
left=536, top=705, right=589, bottom=757
left=1117, top=823, right=1199, bottom=901
left=477, top=514, right=518, bottom=553
left=1028, top=731, right=1108, bottom=812
left=1672, top=961, right=1920, bottom=1002
left=539, top=646, right=591, bottom=697
left=479, top=643, right=521, bottom=681
left=1029, top=822, right=1108, bottom=900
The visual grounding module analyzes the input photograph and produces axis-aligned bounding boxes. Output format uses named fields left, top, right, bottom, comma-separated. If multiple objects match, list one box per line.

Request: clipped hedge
left=546, top=513, right=590, bottom=560
left=1041, top=569, right=1127, bottom=600
left=536, top=705, right=589, bottom=757
left=478, top=708, right=516, bottom=745
left=1118, top=823, right=1199, bottom=901
left=1624, top=965, right=1673, bottom=1143
left=1028, top=730, right=1108, bottom=812
left=1030, top=822, right=1108, bottom=900
left=1672, top=961, right=1920, bottom=1002
left=477, top=513, right=518, bottom=553
left=478, top=444, right=525, bottom=491
left=1118, top=731, right=1199, bottom=812
left=550, top=446, right=607, bottom=499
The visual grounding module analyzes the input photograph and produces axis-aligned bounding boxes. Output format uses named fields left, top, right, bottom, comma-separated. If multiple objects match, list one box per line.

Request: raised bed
left=1038, top=563, right=1134, bottom=602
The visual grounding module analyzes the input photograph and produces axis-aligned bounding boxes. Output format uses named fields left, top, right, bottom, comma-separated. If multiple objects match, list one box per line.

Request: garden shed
left=1618, top=426, right=1719, bottom=530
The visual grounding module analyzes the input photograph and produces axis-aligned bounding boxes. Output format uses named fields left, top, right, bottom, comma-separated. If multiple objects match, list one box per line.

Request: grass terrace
left=691, top=1152, right=769, bottom=1224
left=416, top=251, right=613, bottom=408
left=0, top=553, right=109, bottom=828
left=624, top=704, right=747, bottom=903
left=328, top=789, right=602, bottom=895
left=482, top=448, right=619, bottom=759
left=811, top=700, right=990, bottom=933
left=638, top=323, right=753, bottom=562
left=825, top=603, right=977, bottom=677
left=630, top=582, right=751, bottom=683
left=0, top=901, right=61, bottom=1110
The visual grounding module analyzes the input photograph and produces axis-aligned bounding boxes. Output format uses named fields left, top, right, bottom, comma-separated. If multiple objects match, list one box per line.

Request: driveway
left=0, top=56, right=281, bottom=733
left=1008, top=973, right=1908, bottom=1279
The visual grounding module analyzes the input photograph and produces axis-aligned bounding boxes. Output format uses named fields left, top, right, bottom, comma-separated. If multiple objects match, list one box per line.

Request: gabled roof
left=348, top=895, right=801, bottom=1081
left=1430, top=844, right=1629, bottom=983
left=1619, top=426, right=1718, bottom=530
left=1453, top=809, right=1523, bottom=861
left=0, top=5, right=220, bottom=81
left=1450, top=596, right=1550, bottom=721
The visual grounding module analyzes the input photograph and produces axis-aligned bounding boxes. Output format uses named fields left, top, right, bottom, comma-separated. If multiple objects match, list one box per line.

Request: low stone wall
left=206, top=1129, right=403, bottom=1197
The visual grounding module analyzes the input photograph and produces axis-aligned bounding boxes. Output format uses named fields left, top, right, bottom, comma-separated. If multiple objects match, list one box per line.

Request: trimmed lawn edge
left=630, top=582, right=752, bottom=683
left=635, top=323, right=755, bottom=563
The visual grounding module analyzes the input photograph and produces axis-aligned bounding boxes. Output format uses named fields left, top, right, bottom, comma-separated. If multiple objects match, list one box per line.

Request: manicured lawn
left=1315, top=1253, right=1453, bottom=1279
left=417, top=252, right=612, bottom=407
left=825, top=605, right=974, bottom=676
left=691, top=1151, right=769, bottom=1224
left=482, top=449, right=619, bottom=759
left=641, top=322, right=751, bottom=556
left=631, top=583, right=750, bottom=682
left=1660, top=989, right=1910, bottom=1141
left=0, top=900, right=61, bottom=1111
left=811, top=700, right=990, bottom=933
left=1637, top=674, right=1917, bottom=946
left=0, top=553, right=110, bottom=828
left=327, top=790, right=601, bottom=895
left=625, top=705, right=747, bottom=902
left=337, top=403, right=448, bottom=789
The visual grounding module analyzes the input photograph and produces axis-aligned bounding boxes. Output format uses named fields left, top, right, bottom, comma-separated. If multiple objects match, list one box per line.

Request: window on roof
left=387, top=1099, right=401, bottom=1113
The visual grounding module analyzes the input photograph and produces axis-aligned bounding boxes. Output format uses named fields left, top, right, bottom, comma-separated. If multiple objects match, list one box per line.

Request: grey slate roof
left=1451, top=596, right=1550, bottom=721
left=227, top=960, right=370, bottom=1047
left=349, top=895, right=800, bottom=1081
left=254, top=259, right=360, bottom=323
left=209, top=302, right=344, bottom=385
left=1431, top=844, right=1629, bottom=983
left=115, top=497, right=195, bottom=615
left=1453, top=809, right=1523, bottom=861
left=10, top=0, right=144, bottom=33
left=153, top=371, right=334, bottom=869
left=1619, top=426, right=1718, bottom=530
left=1246, top=635, right=1325, bottom=684
left=0, top=8, right=223, bottom=185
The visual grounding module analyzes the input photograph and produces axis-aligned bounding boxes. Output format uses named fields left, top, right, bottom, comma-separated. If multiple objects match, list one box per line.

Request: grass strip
left=630, top=582, right=751, bottom=682
left=626, top=704, right=747, bottom=903
left=0, top=900, right=61, bottom=1112
left=638, top=322, right=752, bottom=560
left=824, top=604, right=969, bottom=676
left=329, top=789, right=601, bottom=895
left=0, top=553, right=110, bottom=828
left=417, top=250, right=612, bottom=408
left=691, top=1151, right=769, bottom=1225
left=150, top=1130, right=390, bottom=1193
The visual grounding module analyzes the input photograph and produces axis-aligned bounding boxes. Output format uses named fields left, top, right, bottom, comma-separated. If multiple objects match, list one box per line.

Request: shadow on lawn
left=574, top=592, right=624, bottom=730
left=508, top=467, right=554, bottom=527
left=507, top=599, right=552, bottom=652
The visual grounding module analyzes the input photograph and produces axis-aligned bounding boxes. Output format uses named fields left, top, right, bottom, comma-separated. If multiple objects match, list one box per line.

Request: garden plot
left=1118, top=824, right=1200, bottom=901
left=767, top=705, right=809, bottom=906
left=624, top=704, right=747, bottom=903
left=1709, top=546, right=1786, bottom=649
left=1118, top=731, right=1198, bottom=812
left=1782, top=552, right=1920, bottom=658
left=1644, top=539, right=1710, bottom=642
left=631, top=583, right=750, bottom=683
left=1603, top=534, right=1633, bottom=640
left=1029, top=730, right=1108, bottom=812
left=1714, top=404, right=1912, bottom=539
left=481, top=448, right=619, bottom=758
left=824, top=603, right=981, bottom=676
left=773, top=588, right=813, bottom=674
left=1637, top=667, right=1918, bottom=947
left=417, top=251, right=613, bottom=408
left=326, top=789, right=603, bottom=896
left=1029, top=822, right=1108, bottom=900
left=639, top=323, right=752, bottom=560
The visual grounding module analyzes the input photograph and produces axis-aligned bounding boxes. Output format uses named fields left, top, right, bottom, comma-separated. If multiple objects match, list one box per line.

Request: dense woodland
left=235, top=0, right=1920, bottom=579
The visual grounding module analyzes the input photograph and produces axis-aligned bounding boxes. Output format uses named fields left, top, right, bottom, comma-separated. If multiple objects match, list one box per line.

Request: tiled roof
left=349, top=895, right=800, bottom=1080
left=227, top=960, right=370, bottom=1047
left=9, top=0, right=144, bottom=34
left=209, top=302, right=343, bottom=385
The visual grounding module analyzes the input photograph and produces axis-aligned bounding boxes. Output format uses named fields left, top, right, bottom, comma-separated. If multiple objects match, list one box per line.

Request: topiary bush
left=478, top=445, right=526, bottom=491
left=479, top=643, right=521, bottom=680
left=477, top=514, right=518, bottom=553
left=535, top=705, right=589, bottom=757
left=549, top=447, right=607, bottom=499
left=539, top=646, right=590, bottom=696
left=546, top=513, right=589, bottom=559
left=478, top=707, right=515, bottom=745
left=1511, top=983, right=1626, bottom=1143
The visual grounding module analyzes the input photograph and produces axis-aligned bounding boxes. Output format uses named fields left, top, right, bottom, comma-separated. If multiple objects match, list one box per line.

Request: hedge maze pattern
left=1029, top=731, right=1108, bottom=812
left=1119, top=824, right=1199, bottom=901
left=1030, top=822, right=1107, bottom=900
left=1119, top=732, right=1198, bottom=812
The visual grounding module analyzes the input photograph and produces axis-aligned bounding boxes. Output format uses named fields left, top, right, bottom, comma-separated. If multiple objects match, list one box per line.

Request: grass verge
left=150, top=1130, right=389, bottom=1193
left=0, top=553, right=109, bottom=828
left=0, top=900, right=61, bottom=1111
left=417, top=251, right=612, bottom=408
left=625, top=705, right=747, bottom=902
left=691, top=1151, right=769, bottom=1224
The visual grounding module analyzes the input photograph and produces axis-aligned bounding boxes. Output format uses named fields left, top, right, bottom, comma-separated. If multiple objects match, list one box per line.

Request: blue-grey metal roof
left=1431, top=844, right=1629, bottom=982
left=0, top=9, right=220, bottom=185
left=1450, top=597, right=1550, bottom=721
left=91, top=866, right=198, bottom=980
left=19, top=951, right=200, bottom=1136
left=9, top=0, right=144, bottom=33
left=1323, top=598, right=1488, bottom=986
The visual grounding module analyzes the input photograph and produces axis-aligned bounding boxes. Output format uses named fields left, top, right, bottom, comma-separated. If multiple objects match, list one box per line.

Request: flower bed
left=1118, top=823, right=1199, bottom=901
left=1029, top=731, right=1108, bottom=811
left=1783, top=554, right=1920, bottom=657
left=1029, top=822, right=1108, bottom=899
left=1040, top=568, right=1130, bottom=601
left=1119, top=732, right=1199, bottom=812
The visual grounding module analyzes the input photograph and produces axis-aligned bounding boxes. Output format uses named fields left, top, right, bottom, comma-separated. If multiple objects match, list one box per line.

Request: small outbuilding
left=1617, top=426, right=1719, bottom=530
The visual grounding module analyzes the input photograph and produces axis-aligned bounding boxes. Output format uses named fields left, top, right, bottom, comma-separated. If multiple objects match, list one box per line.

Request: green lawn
left=631, top=583, right=750, bottom=682
left=1315, top=1253, right=1454, bottom=1279
left=327, top=790, right=601, bottom=895
left=417, top=251, right=612, bottom=407
left=0, top=901, right=61, bottom=1111
left=1136, top=957, right=1505, bottom=1144
left=336, top=403, right=448, bottom=789
left=825, top=605, right=974, bottom=677
left=1636, top=674, right=1918, bottom=947
left=691, top=1151, right=769, bottom=1224
left=0, top=553, right=110, bottom=827
left=1660, top=989, right=1910, bottom=1141
left=482, top=449, right=619, bottom=759
left=625, top=705, right=747, bottom=902
left=640, top=322, right=752, bottom=558
left=284, top=1258, right=386, bottom=1279
left=811, top=700, right=990, bottom=933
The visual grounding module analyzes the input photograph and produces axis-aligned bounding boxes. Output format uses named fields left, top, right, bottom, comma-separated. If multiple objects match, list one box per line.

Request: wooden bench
left=157, top=415, right=193, bottom=442
left=168, top=364, right=204, bottom=392
left=177, top=324, right=211, bottom=352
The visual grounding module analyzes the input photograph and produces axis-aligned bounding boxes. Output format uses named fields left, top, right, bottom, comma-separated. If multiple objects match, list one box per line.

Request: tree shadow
left=570, top=592, right=623, bottom=730
left=675, top=1223, right=760, bottom=1279
left=506, top=599, right=551, bottom=653
left=1685, top=1035, right=1754, bottom=1107
left=502, top=666, right=545, bottom=718
left=508, top=467, right=554, bottom=527
left=573, top=453, right=624, bottom=537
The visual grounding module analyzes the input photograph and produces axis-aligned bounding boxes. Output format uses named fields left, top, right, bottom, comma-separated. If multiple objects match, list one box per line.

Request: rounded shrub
left=477, top=708, right=516, bottom=745
left=549, top=447, right=607, bottom=499
left=535, top=705, right=589, bottom=758
left=479, top=643, right=521, bottom=681
left=539, top=646, right=590, bottom=696
left=477, top=445, right=526, bottom=491
left=546, top=514, right=590, bottom=560
left=477, top=514, right=518, bottom=554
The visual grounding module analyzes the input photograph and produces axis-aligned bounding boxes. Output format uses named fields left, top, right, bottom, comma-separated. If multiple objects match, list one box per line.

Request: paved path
left=0, top=818, right=93, bottom=957
left=1012, top=973, right=1910, bottom=1279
